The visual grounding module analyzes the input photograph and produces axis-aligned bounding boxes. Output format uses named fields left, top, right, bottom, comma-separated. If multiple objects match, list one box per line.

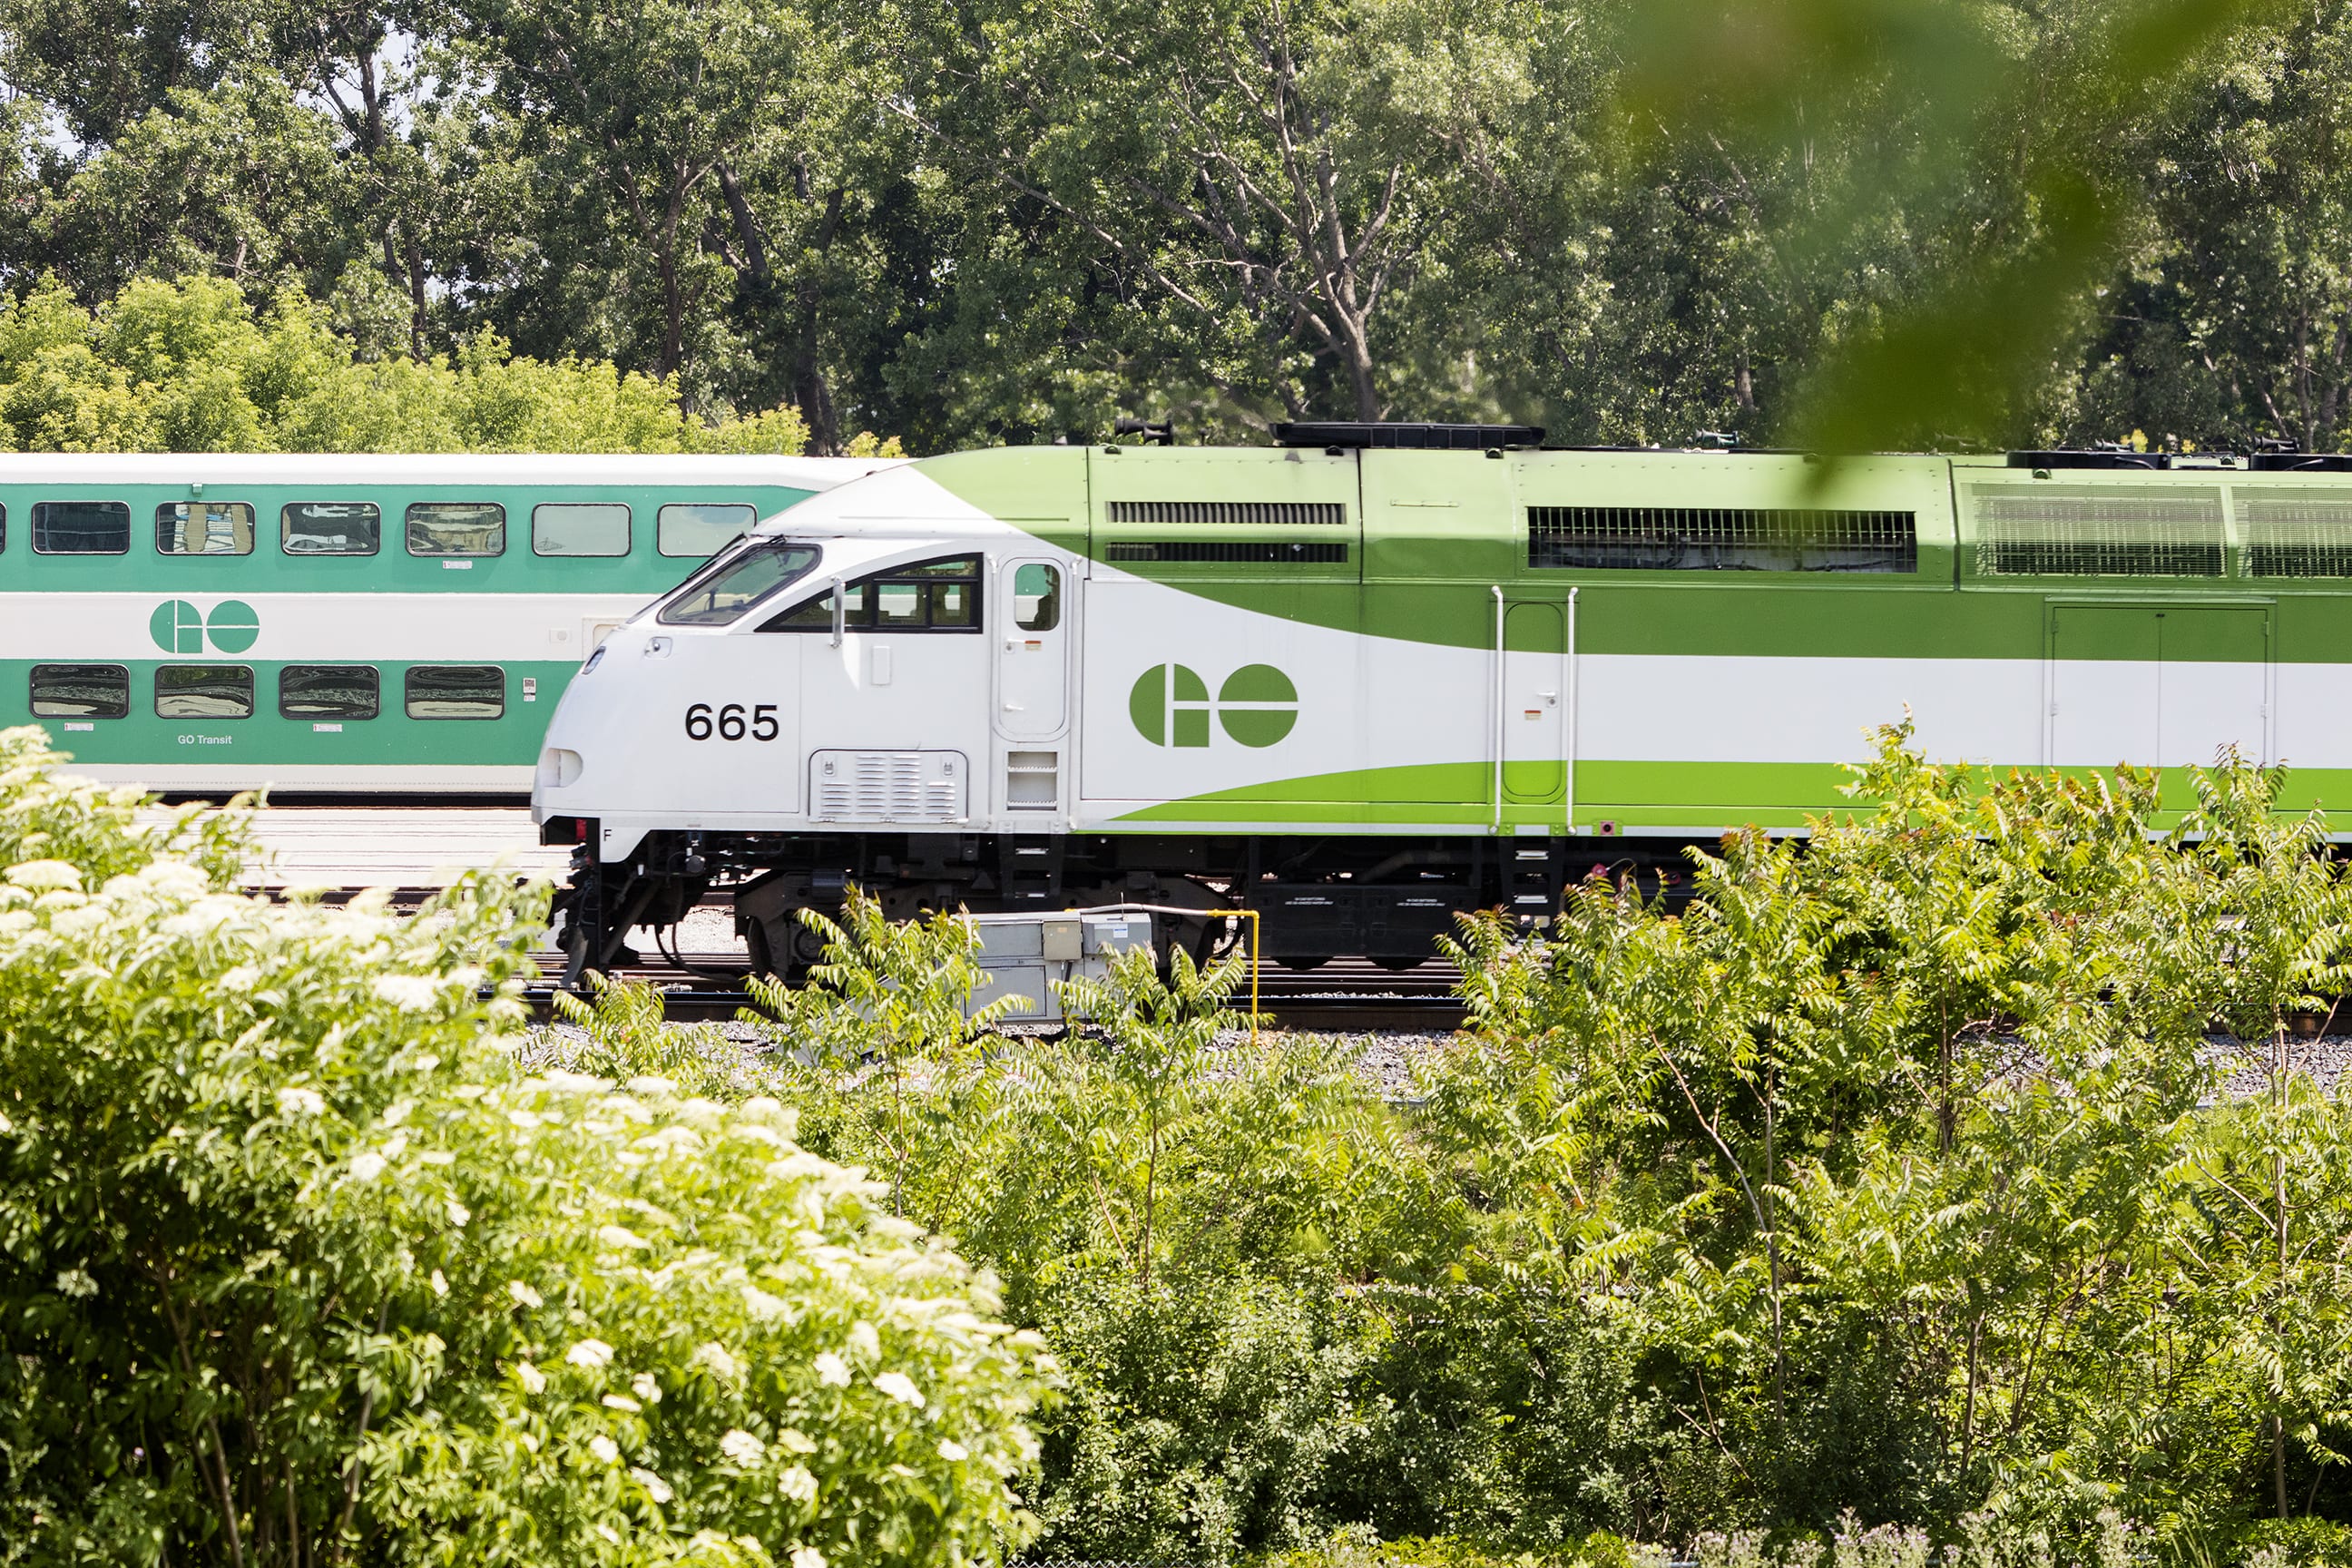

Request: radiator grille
left=1971, top=484, right=2225, bottom=576
left=2235, top=488, right=2352, bottom=577
left=1103, top=540, right=1348, bottom=564
left=1525, top=505, right=1916, bottom=572
left=810, top=750, right=966, bottom=822
left=1105, top=500, right=1347, bottom=527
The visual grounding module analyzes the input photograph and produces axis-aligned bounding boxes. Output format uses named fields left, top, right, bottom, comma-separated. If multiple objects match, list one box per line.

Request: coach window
left=156, top=502, right=256, bottom=555
left=280, top=665, right=380, bottom=720
left=658, top=502, right=757, bottom=557
left=764, top=556, right=983, bottom=632
left=0, top=502, right=8, bottom=553
left=1013, top=564, right=1060, bottom=630
left=33, top=501, right=131, bottom=554
left=283, top=502, right=381, bottom=554
left=406, top=665, right=504, bottom=720
left=155, top=665, right=255, bottom=720
left=534, top=503, right=631, bottom=557
left=407, top=503, right=505, bottom=556
left=30, top=663, right=127, bottom=718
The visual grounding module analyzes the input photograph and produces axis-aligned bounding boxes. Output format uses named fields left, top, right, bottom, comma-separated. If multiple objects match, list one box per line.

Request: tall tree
left=903, top=0, right=1542, bottom=426
left=444, top=0, right=846, bottom=400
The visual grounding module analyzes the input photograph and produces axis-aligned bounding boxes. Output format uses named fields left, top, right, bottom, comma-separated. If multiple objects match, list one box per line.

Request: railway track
left=522, top=953, right=1471, bottom=1033
left=163, top=807, right=1470, bottom=1031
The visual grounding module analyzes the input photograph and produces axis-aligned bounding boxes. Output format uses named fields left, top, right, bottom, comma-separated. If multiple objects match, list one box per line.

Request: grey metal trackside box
left=964, top=907, right=1156, bottom=1022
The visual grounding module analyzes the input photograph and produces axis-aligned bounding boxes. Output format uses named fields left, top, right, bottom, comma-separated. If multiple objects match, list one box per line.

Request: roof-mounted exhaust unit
left=1272, top=421, right=1545, bottom=450
left=2249, top=450, right=2352, bottom=472
left=1113, top=416, right=1176, bottom=446
left=2006, top=447, right=2169, bottom=471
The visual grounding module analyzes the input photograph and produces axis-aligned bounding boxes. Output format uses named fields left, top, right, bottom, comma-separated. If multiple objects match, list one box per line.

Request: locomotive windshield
left=658, top=541, right=822, bottom=625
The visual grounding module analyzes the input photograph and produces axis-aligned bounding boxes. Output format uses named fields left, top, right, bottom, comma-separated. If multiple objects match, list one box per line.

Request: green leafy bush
left=0, top=725, right=1047, bottom=1566
left=1254, top=1528, right=1669, bottom=1568
left=1028, top=1266, right=1370, bottom=1563
left=554, top=732, right=2352, bottom=1559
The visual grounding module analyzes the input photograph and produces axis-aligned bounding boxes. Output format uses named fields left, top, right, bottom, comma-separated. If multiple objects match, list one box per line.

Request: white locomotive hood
left=746, top=460, right=1024, bottom=542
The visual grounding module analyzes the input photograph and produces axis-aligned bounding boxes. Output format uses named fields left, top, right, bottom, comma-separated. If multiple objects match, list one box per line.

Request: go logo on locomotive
left=1129, top=662, right=1298, bottom=749
left=150, top=599, right=260, bottom=654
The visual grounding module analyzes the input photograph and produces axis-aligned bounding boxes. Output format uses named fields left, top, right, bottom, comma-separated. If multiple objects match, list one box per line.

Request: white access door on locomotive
left=2046, top=603, right=2273, bottom=767
left=995, top=560, right=1069, bottom=740
left=993, top=558, right=1073, bottom=815
left=1500, top=598, right=1568, bottom=807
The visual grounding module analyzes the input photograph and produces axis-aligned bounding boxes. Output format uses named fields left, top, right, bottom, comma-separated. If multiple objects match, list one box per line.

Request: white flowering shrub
left=0, top=727, right=1050, bottom=1567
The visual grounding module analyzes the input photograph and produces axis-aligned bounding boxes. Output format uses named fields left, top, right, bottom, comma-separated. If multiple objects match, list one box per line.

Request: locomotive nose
left=532, top=629, right=636, bottom=814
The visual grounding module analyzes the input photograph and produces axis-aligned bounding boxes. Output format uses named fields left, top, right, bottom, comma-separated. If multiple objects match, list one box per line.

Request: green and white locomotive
left=532, top=423, right=2352, bottom=975
left=2, top=453, right=888, bottom=794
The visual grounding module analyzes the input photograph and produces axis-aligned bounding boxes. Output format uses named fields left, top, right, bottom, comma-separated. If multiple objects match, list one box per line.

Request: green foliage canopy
left=0, top=273, right=823, bottom=454
left=9, top=0, right=2352, bottom=452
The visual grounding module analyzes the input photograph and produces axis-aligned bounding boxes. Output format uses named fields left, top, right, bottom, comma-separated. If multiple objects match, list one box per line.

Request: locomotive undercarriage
left=544, top=820, right=1697, bottom=987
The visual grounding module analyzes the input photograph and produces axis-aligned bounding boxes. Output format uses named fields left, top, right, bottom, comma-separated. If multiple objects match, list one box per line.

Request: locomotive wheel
left=1278, top=956, right=1330, bottom=972
left=1370, top=956, right=1426, bottom=972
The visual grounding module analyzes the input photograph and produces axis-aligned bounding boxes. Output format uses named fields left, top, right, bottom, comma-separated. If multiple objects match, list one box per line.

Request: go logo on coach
left=150, top=599, right=260, bottom=654
left=1129, top=662, right=1298, bottom=749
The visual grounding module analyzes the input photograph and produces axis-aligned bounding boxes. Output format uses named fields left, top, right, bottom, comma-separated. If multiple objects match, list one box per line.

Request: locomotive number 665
left=682, top=702, right=779, bottom=741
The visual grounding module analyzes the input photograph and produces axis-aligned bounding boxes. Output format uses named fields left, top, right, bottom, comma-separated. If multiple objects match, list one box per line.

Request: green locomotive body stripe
left=1109, top=757, right=2352, bottom=830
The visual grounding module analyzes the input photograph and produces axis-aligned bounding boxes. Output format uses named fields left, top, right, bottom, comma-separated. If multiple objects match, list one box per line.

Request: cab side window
left=1013, top=564, right=1060, bottom=630
left=760, top=556, right=982, bottom=632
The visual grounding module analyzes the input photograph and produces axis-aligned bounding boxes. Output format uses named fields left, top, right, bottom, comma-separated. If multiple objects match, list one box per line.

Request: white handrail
left=1565, top=584, right=1580, bottom=831
left=1491, top=584, right=1505, bottom=832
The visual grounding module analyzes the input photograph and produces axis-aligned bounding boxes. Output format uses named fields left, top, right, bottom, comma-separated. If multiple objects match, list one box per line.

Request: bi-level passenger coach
left=1, top=453, right=892, bottom=794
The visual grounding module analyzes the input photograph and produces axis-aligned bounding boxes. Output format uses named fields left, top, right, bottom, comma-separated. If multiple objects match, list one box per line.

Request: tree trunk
left=658, top=204, right=686, bottom=384
left=403, top=228, right=429, bottom=363
left=791, top=185, right=848, bottom=451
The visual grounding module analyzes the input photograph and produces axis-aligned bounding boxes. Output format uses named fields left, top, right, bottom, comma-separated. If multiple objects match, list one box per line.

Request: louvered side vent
left=809, top=750, right=968, bottom=823
left=2236, top=488, right=2352, bottom=577
left=1103, top=541, right=1348, bottom=564
left=1106, top=501, right=1348, bottom=526
left=1525, top=506, right=1916, bottom=572
left=1971, top=485, right=2224, bottom=576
